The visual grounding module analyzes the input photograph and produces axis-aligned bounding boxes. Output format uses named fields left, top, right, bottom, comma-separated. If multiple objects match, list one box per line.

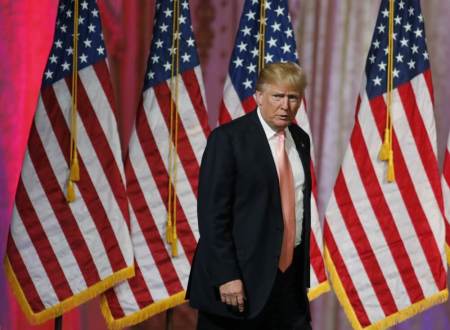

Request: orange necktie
left=276, top=131, right=296, bottom=272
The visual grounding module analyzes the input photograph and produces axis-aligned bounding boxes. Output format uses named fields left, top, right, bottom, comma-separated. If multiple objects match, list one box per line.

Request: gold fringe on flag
left=258, top=0, right=267, bottom=73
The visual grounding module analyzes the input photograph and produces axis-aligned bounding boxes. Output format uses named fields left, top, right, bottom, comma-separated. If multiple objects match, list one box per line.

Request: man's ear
left=255, top=90, right=262, bottom=106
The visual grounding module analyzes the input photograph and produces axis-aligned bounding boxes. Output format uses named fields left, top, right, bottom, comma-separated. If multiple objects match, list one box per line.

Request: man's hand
left=219, top=279, right=246, bottom=313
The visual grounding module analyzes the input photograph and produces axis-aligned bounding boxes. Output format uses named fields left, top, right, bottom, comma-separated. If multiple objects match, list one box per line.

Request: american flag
left=442, top=136, right=450, bottom=266
left=324, top=0, right=448, bottom=329
left=218, top=0, right=329, bottom=300
left=5, top=0, right=134, bottom=324
left=101, top=0, right=210, bottom=328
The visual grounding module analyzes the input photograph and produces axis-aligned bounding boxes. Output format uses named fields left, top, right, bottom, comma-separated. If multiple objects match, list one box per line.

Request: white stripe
left=358, top=91, right=440, bottom=296
left=222, top=76, right=246, bottom=121
left=167, top=74, right=207, bottom=164
left=113, top=277, right=140, bottom=316
left=409, top=74, right=437, bottom=156
left=194, top=66, right=208, bottom=110
left=52, top=79, right=134, bottom=271
left=143, top=87, right=199, bottom=241
left=18, top=146, right=87, bottom=293
left=326, top=193, right=385, bottom=323
left=78, top=65, right=126, bottom=184
left=342, top=148, right=409, bottom=309
left=10, top=207, right=60, bottom=308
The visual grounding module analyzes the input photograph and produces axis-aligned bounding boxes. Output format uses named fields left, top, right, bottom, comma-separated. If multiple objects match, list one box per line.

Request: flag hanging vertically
left=101, top=0, right=210, bottom=328
left=442, top=135, right=450, bottom=265
left=5, top=0, right=134, bottom=324
left=218, top=0, right=329, bottom=300
left=324, top=0, right=448, bottom=329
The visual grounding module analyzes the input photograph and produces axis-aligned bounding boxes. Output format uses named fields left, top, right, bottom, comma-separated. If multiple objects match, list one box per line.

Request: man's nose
left=280, top=96, right=289, bottom=109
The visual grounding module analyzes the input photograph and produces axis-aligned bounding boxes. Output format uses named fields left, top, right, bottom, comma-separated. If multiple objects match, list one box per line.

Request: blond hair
left=255, top=62, right=307, bottom=94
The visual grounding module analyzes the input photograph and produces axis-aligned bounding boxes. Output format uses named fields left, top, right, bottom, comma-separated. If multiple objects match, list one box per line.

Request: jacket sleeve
left=197, top=127, right=241, bottom=287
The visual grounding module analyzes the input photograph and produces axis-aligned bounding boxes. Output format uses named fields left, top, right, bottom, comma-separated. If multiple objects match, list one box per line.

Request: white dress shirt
left=257, top=108, right=305, bottom=245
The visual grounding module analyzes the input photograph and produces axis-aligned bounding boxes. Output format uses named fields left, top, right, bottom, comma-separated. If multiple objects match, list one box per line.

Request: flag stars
left=251, top=47, right=259, bottom=58
left=404, top=23, right=412, bottom=32
left=66, top=9, right=72, bottom=18
left=377, top=24, right=386, bottom=34
left=281, top=43, right=291, bottom=53
left=408, top=7, right=414, bottom=16
left=186, top=37, right=195, bottom=47
left=50, top=54, right=58, bottom=63
left=423, top=51, right=429, bottom=60
left=407, top=60, right=415, bottom=69
left=393, top=68, right=400, bottom=78
left=411, top=44, right=419, bottom=54
left=246, top=63, right=256, bottom=73
left=233, top=57, right=244, bottom=68
left=396, top=53, right=404, bottom=63
left=61, top=61, right=71, bottom=71
left=271, top=22, right=281, bottom=32
left=268, top=37, right=277, bottom=47
left=394, top=15, right=402, bottom=25
left=179, top=15, right=186, bottom=24
left=164, top=8, right=173, bottom=17
left=264, top=1, right=271, bottom=10
left=284, top=27, right=293, bottom=38
left=151, top=54, right=160, bottom=63
left=66, top=47, right=74, bottom=55
left=163, top=61, right=171, bottom=71
left=241, top=26, right=251, bottom=36
left=237, top=41, right=247, bottom=52
left=84, top=39, right=92, bottom=47
left=243, top=79, right=252, bottom=89
left=81, top=1, right=88, bottom=10
left=378, top=61, right=386, bottom=71
left=369, top=54, right=376, bottom=64
left=160, top=23, right=169, bottom=32
left=147, top=71, right=155, bottom=80
left=373, top=76, right=382, bottom=86
left=55, top=39, right=63, bottom=48
left=418, top=14, right=423, bottom=22
left=399, top=1, right=405, bottom=10
left=373, top=39, right=380, bottom=49
left=414, top=28, right=423, bottom=38
left=44, top=69, right=53, bottom=79
left=382, top=8, right=389, bottom=18
left=60, top=24, right=67, bottom=33
left=79, top=53, right=88, bottom=63
left=181, top=0, right=189, bottom=9
left=97, top=46, right=105, bottom=55
left=400, top=37, right=409, bottom=47
left=181, top=52, right=191, bottom=63
left=275, top=6, right=284, bottom=16
left=265, top=53, right=274, bottom=63
left=78, top=16, right=85, bottom=25
left=384, top=47, right=389, bottom=55
left=169, top=46, right=177, bottom=55
left=246, top=10, right=256, bottom=20
left=91, top=8, right=99, bottom=17
left=88, top=24, right=96, bottom=33
left=155, top=39, right=164, bottom=48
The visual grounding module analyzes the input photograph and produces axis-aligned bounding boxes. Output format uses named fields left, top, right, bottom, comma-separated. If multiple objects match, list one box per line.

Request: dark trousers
left=197, top=247, right=311, bottom=330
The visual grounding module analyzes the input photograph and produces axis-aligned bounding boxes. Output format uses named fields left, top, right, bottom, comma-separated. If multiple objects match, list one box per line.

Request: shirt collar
left=257, top=107, right=287, bottom=140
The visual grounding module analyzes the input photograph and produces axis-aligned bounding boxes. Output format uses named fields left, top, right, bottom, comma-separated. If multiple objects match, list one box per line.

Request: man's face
left=255, top=83, right=301, bottom=132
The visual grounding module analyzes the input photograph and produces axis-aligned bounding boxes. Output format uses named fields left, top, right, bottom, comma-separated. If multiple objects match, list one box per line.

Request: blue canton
left=143, top=0, right=200, bottom=90
left=229, top=0, right=299, bottom=101
left=365, top=0, right=429, bottom=99
left=42, top=0, right=107, bottom=87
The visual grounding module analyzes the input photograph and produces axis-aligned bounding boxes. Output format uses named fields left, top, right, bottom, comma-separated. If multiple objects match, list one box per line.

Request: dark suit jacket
left=186, top=110, right=311, bottom=319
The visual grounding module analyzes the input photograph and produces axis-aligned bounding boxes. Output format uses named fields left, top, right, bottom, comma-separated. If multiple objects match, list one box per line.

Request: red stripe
left=128, top=262, right=154, bottom=309
left=242, top=96, right=257, bottom=113
left=105, top=289, right=125, bottom=319
left=134, top=99, right=197, bottom=264
left=42, top=86, right=128, bottom=272
left=14, top=177, right=73, bottom=301
left=181, top=69, right=211, bottom=137
left=324, top=222, right=371, bottom=327
left=333, top=169, right=398, bottom=316
left=398, top=80, right=445, bottom=217
left=153, top=82, right=200, bottom=199
left=310, top=161, right=318, bottom=200
left=352, top=121, right=424, bottom=303
left=25, top=117, right=101, bottom=286
left=218, top=100, right=233, bottom=124
left=310, top=233, right=327, bottom=282
left=370, top=95, right=447, bottom=290
left=67, top=73, right=130, bottom=226
left=423, top=69, right=434, bottom=105
left=7, top=235, right=46, bottom=313
left=92, top=61, right=117, bottom=117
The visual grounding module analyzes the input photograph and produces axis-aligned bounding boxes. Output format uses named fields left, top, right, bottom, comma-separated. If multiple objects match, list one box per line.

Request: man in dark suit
left=186, top=62, right=312, bottom=330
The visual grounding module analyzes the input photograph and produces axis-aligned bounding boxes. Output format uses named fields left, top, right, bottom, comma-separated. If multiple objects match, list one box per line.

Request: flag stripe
left=333, top=169, right=399, bottom=315
left=26, top=120, right=101, bottom=286
left=370, top=95, right=446, bottom=289
left=41, top=86, right=128, bottom=274
left=181, top=68, right=210, bottom=137
left=14, top=178, right=73, bottom=301
left=92, top=61, right=118, bottom=118
left=350, top=121, right=425, bottom=303
left=7, top=238, right=46, bottom=312
left=324, top=222, right=371, bottom=326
